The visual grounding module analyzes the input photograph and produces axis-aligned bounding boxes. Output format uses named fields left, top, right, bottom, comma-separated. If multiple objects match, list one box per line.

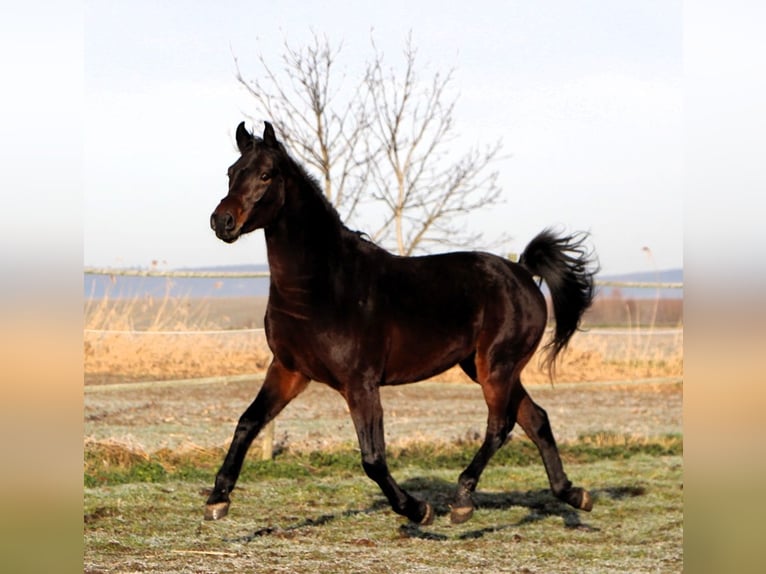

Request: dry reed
left=85, top=291, right=682, bottom=385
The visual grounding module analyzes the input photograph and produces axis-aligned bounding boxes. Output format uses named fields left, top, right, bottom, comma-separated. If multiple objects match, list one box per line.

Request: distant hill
left=84, top=264, right=682, bottom=300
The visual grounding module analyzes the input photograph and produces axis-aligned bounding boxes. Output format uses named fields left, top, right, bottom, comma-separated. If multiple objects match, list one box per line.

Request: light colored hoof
left=580, top=490, right=593, bottom=512
left=204, top=501, right=230, bottom=521
left=420, top=502, right=435, bottom=526
left=450, top=505, right=474, bottom=524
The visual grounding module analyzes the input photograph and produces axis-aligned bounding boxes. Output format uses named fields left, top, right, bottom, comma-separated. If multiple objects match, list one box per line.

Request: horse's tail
left=520, top=228, right=598, bottom=376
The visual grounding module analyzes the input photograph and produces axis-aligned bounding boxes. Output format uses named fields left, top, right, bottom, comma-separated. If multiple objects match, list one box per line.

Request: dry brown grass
left=84, top=293, right=271, bottom=383
left=84, top=294, right=682, bottom=385
left=84, top=331, right=273, bottom=383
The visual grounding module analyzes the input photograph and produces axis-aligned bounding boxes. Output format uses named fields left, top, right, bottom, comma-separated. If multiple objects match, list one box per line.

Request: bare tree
left=235, top=32, right=371, bottom=222
left=364, top=35, right=503, bottom=255
left=235, top=33, right=504, bottom=255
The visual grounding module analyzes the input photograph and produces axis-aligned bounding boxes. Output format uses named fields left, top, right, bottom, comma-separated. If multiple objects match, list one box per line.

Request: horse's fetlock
left=552, top=479, right=574, bottom=499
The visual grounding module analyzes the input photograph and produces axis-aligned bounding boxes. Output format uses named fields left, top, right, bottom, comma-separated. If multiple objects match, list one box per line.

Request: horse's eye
left=260, top=172, right=271, bottom=182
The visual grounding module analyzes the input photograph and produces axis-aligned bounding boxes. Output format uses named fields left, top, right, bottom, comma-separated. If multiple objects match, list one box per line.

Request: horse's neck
left=264, top=177, right=344, bottom=292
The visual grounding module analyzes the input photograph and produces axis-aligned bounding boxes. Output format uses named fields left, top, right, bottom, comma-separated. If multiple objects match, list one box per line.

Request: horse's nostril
left=211, top=212, right=236, bottom=233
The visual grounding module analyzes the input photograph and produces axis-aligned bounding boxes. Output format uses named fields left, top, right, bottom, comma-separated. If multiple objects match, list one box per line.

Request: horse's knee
left=361, top=456, right=388, bottom=481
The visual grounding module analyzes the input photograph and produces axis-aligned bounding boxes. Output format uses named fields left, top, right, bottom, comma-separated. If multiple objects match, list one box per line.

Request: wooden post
left=261, top=420, right=275, bottom=460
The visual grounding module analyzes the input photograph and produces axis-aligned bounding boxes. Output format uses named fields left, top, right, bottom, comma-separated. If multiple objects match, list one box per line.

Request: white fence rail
left=84, top=266, right=682, bottom=335
left=84, top=267, right=683, bottom=288
left=83, top=267, right=683, bottom=356
left=84, top=267, right=271, bottom=278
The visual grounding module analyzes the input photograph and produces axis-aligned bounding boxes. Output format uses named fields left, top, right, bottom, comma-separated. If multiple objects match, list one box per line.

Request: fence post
left=261, top=420, right=275, bottom=460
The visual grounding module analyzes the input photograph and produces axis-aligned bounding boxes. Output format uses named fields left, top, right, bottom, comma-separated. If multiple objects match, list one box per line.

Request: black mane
left=277, top=140, right=377, bottom=247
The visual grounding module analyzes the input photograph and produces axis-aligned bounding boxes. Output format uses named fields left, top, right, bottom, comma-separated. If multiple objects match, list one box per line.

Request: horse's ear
left=263, top=121, right=277, bottom=147
left=235, top=121, right=253, bottom=154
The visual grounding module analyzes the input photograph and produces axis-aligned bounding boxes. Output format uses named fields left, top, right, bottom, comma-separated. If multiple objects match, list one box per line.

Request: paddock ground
left=84, top=310, right=683, bottom=574
left=85, top=376, right=682, bottom=454
left=84, top=377, right=682, bottom=573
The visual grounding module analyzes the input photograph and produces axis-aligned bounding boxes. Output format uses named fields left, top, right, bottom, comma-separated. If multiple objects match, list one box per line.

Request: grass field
left=84, top=379, right=683, bottom=573
left=84, top=441, right=682, bottom=573
left=84, top=294, right=683, bottom=573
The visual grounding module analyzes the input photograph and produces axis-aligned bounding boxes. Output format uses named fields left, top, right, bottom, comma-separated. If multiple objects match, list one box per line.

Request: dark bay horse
left=207, top=121, right=597, bottom=525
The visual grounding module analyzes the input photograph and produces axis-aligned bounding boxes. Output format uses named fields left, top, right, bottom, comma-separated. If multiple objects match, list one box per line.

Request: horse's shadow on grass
left=399, top=476, right=599, bottom=541
left=221, top=478, right=646, bottom=543
left=222, top=501, right=391, bottom=543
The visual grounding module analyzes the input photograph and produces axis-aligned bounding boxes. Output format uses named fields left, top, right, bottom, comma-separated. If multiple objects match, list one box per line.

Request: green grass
left=85, top=432, right=682, bottom=486
left=84, top=434, right=683, bottom=573
left=84, top=433, right=682, bottom=487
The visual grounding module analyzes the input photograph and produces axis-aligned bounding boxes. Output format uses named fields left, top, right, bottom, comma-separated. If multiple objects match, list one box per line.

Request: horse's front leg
left=205, top=359, right=309, bottom=520
left=345, top=385, right=434, bottom=525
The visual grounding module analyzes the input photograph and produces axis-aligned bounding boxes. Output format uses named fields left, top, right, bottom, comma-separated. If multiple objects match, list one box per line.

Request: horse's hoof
left=204, top=501, right=230, bottom=521
left=450, top=505, right=474, bottom=524
left=579, top=489, right=593, bottom=512
left=419, top=502, right=435, bottom=526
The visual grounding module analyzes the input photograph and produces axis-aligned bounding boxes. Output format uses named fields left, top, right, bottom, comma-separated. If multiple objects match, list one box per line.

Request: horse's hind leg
left=205, top=359, right=309, bottom=520
left=451, top=370, right=518, bottom=524
left=515, top=385, right=593, bottom=511
left=345, top=385, right=434, bottom=525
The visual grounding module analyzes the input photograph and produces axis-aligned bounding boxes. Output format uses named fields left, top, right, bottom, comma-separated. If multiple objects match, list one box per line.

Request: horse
left=207, top=121, right=597, bottom=525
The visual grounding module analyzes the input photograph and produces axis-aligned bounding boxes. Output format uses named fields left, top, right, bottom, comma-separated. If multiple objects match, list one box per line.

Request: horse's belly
left=267, top=312, right=474, bottom=386
left=383, top=329, right=473, bottom=384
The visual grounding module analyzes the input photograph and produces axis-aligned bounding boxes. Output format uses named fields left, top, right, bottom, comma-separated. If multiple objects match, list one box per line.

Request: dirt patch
left=85, top=378, right=682, bottom=455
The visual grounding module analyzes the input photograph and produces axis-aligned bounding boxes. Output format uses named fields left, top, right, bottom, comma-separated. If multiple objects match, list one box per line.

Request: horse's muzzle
left=210, top=210, right=239, bottom=243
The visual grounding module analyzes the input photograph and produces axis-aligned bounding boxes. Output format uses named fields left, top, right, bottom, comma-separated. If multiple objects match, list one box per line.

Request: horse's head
left=210, top=121, right=287, bottom=243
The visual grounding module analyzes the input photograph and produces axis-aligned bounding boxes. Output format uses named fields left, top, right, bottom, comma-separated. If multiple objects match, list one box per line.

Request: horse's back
left=378, top=250, right=543, bottom=320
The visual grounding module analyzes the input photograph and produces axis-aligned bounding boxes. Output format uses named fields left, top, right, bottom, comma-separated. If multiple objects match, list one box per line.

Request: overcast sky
left=82, top=0, right=683, bottom=276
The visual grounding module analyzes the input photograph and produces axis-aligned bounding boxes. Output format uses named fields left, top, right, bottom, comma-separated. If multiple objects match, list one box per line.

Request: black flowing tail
left=520, top=228, right=598, bottom=375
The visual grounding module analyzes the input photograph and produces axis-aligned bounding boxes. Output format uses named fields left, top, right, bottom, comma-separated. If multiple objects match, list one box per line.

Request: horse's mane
left=270, top=137, right=379, bottom=247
